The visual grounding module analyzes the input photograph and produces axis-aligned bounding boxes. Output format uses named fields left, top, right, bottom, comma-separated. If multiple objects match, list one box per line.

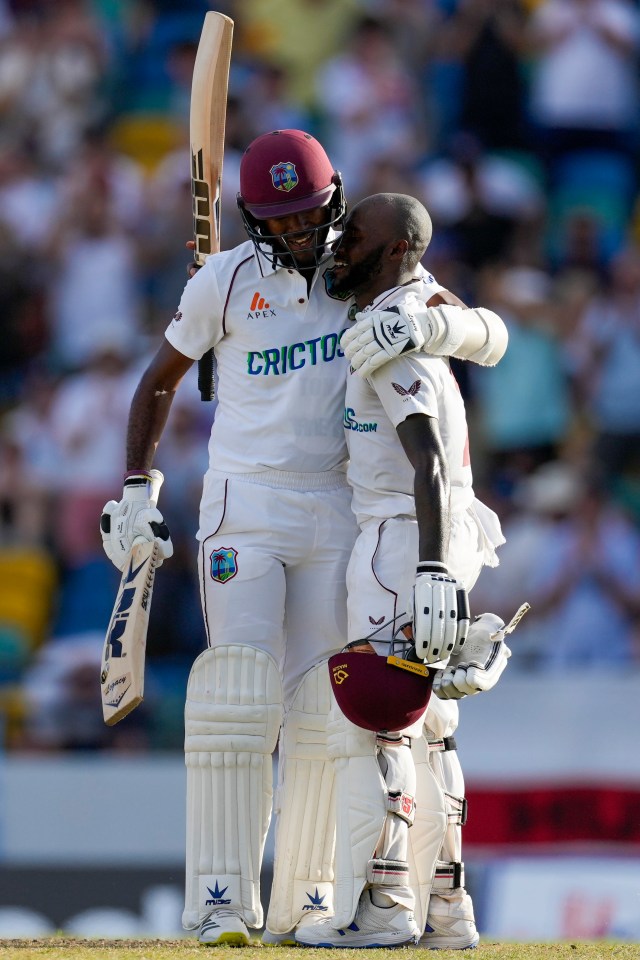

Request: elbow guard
left=421, top=305, right=508, bottom=367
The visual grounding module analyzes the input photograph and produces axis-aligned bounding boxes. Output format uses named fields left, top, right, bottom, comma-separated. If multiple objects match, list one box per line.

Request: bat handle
left=198, top=349, right=215, bottom=401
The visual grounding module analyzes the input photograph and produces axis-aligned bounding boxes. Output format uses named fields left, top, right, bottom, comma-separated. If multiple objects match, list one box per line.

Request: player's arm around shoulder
left=342, top=276, right=508, bottom=375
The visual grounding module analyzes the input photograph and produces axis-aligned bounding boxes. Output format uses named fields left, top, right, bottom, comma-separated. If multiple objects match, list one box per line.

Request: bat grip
left=198, top=349, right=215, bottom=401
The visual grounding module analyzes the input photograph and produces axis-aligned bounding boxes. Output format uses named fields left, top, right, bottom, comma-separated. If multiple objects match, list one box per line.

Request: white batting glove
left=341, top=303, right=426, bottom=377
left=100, top=469, right=173, bottom=572
left=433, top=612, right=511, bottom=699
left=412, top=561, right=470, bottom=665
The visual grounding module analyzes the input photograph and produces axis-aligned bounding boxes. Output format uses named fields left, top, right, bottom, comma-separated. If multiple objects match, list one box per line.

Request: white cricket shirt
left=345, top=280, right=474, bottom=527
left=165, top=241, right=352, bottom=475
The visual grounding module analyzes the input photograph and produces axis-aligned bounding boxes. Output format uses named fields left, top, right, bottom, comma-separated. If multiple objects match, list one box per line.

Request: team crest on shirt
left=392, top=380, right=421, bottom=398
left=270, top=161, right=298, bottom=193
left=210, top=547, right=238, bottom=583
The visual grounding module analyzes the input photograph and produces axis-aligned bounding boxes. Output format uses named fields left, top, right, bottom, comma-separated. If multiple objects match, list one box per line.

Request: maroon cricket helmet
left=239, top=129, right=340, bottom=218
left=328, top=652, right=434, bottom=732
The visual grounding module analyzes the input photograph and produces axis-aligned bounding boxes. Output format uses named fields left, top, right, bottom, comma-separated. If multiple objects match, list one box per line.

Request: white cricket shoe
left=261, top=928, right=297, bottom=946
left=420, top=892, right=479, bottom=950
left=261, top=911, right=329, bottom=946
left=295, top=892, right=420, bottom=948
left=198, top=907, right=250, bottom=946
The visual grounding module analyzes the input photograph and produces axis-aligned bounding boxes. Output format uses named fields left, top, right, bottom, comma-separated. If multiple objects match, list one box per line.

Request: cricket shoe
left=261, top=911, right=325, bottom=946
left=261, top=928, right=297, bottom=946
left=295, top=892, right=420, bottom=948
left=419, top=892, right=479, bottom=950
left=198, top=907, right=250, bottom=946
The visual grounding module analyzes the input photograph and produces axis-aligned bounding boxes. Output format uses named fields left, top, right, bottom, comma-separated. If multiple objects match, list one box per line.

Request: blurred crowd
left=1, top=0, right=640, bottom=752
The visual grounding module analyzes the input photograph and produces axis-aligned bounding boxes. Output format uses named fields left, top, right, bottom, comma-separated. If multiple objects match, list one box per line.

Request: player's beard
left=326, top=244, right=386, bottom=299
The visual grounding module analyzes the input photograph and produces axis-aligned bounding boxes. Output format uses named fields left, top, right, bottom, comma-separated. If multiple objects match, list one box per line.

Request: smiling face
left=329, top=201, right=403, bottom=303
left=328, top=207, right=389, bottom=299
left=260, top=205, right=332, bottom=269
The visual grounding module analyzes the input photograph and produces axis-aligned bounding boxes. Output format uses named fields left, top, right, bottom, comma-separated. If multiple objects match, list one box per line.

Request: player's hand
left=186, top=239, right=200, bottom=278
left=341, top=303, right=426, bottom=377
left=343, top=302, right=487, bottom=376
left=433, top=612, right=511, bottom=699
left=412, top=562, right=470, bottom=664
left=100, top=469, right=173, bottom=572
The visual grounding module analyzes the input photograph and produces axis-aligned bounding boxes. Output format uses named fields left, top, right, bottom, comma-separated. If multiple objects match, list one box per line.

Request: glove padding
left=412, top=561, right=470, bottom=665
left=342, top=300, right=464, bottom=377
left=100, top=469, right=173, bottom=572
left=433, top=612, right=511, bottom=700
left=341, top=303, right=426, bottom=376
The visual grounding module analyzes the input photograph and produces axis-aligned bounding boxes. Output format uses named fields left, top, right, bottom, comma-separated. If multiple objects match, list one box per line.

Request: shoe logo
left=205, top=882, right=231, bottom=906
left=302, top=888, right=329, bottom=912
left=392, top=380, right=421, bottom=398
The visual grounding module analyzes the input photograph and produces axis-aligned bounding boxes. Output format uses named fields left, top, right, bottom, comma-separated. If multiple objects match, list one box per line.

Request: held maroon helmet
left=328, top=651, right=434, bottom=733
left=237, top=129, right=346, bottom=266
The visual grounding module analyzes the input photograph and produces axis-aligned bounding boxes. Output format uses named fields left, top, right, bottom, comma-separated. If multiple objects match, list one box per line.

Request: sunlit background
left=1, top=0, right=639, bottom=942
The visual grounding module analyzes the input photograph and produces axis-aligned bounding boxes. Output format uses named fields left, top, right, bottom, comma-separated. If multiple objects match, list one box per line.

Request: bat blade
left=101, top=539, right=159, bottom=726
left=190, top=11, right=234, bottom=266
left=191, top=11, right=234, bottom=401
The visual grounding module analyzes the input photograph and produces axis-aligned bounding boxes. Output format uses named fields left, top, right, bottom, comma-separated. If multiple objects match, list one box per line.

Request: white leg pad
left=407, top=735, right=448, bottom=932
left=428, top=737, right=464, bottom=865
left=183, top=645, right=282, bottom=930
left=425, top=720, right=475, bottom=938
left=266, top=662, right=336, bottom=935
left=327, top=699, right=385, bottom=929
left=369, top=733, right=416, bottom=912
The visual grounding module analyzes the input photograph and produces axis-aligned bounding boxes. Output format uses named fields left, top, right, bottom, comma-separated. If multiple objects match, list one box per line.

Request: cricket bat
left=100, top=473, right=163, bottom=726
left=191, top=11, right=234, bottom=401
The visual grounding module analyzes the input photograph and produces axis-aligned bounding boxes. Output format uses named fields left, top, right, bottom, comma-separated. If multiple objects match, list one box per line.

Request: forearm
left=396, top=414, right=450, bottom=560
left=125, top=339, right=194, bottom=471
left=126, top=375, right=176, bottom=471
left=414, top=458, right=450, bottom=562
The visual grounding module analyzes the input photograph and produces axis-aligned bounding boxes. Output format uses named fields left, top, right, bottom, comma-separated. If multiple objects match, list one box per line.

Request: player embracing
left=296, top=194, right=515, bottom=949
left=100, top=132, right=509, bottom=947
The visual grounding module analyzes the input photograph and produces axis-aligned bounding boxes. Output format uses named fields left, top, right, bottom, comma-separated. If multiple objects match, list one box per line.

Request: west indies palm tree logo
left=270, top=161, right=298, bottom=192
left=209, top=546, right=238, bottom=583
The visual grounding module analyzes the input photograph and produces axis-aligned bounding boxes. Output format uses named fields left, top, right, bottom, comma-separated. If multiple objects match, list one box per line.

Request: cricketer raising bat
left=100, top=472, right=163, bottom=726
left=191, top=10, right=234, bottom=401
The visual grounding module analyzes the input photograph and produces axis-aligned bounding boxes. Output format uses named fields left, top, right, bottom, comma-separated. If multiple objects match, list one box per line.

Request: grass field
left=0, top=941, right=637, bottom=960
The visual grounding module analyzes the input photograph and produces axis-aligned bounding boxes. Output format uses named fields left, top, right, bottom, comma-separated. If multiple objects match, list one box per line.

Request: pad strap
left=433, top=860, right=465, bottom=892
left=427, top=735, right=457, bottom=753
left=366, top=858, right=410, bottom=886
left=445, top=792, right=467, bottom=827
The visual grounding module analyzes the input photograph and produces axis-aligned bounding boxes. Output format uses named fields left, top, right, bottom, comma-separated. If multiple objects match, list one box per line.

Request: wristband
left=124, top=470, right=153, bottom=486
left=417, top=561, right=449, bottom=575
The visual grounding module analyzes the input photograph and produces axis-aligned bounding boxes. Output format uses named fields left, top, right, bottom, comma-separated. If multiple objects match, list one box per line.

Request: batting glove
left=341, top=303, right=426, bottom=377
left=100, top=469, right=173, bottom=572
left=412, top=561, right=470, bottom=665
left=433, top=612, right=511, bottom=699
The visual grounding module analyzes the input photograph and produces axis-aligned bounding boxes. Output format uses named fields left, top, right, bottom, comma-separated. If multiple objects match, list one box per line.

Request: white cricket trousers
left=197, top=470, right=357, bottom=706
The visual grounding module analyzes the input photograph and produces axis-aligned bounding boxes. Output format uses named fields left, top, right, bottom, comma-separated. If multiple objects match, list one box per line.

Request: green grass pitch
left=0, top=941, right=637, bottom=960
